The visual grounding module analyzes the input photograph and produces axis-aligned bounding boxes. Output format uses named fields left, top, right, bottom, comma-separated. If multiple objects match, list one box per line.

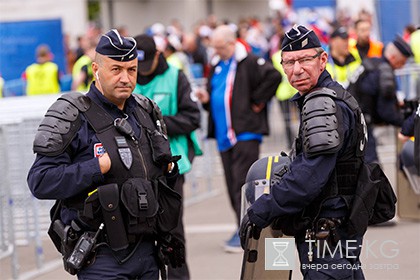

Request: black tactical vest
left=294, top=86, right=366, bottom=220
left=347, top=58, right=396, bottom=125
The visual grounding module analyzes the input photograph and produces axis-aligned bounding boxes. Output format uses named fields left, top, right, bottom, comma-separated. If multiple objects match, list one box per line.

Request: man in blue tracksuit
left=240, top=25, right=368, bottom=279
left=196, top=25, right=281, bottom=252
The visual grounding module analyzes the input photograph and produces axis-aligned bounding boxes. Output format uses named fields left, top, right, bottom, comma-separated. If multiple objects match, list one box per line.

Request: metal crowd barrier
left=2, top=74, right=73, bottom=97
left=396, top=62, right=420, bottom=101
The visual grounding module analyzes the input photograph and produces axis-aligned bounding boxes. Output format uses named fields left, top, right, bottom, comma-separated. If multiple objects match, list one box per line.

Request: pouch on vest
left=156, top=178, right=182, bottom=233
left=146, top=128, right=173, bottom=166
left=120, top=178, right=159, bottom=235
left=77, top=191, right=102, bottom=231
left=98, top=184, right=129, bottom=251
left=347, top=163, right=397, bottom=236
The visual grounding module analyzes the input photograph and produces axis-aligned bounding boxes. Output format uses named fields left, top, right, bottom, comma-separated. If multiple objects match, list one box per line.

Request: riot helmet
left=240, top=154, right=291, bottom=220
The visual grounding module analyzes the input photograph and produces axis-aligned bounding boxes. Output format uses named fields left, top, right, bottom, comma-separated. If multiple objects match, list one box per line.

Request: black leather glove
left=158, top=233, right=185, bottom=268
left=239, top=214, right=262, bottom=250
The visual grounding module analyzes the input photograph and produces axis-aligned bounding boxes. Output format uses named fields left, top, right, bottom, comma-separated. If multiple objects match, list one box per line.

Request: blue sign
left=377, top=0, right=412, bottom=44
left=0, top=18, right=66, bottom=81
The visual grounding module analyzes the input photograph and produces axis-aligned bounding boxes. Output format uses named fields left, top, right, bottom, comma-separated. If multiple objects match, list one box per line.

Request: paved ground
left=2, top=105, right=420, bottom=280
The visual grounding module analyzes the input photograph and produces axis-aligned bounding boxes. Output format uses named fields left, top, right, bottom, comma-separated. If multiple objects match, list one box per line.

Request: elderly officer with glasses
left=240, top=25, right=368, bottom=279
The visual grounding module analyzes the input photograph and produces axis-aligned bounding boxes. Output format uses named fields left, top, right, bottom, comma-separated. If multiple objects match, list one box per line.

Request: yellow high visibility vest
left=349, top=38, right=383, bottom=59
left=326, top=50, right=361, bottom=88
left=411, top=30, right=420, bottom=64
left=72, top=55, right=93, bottom=92
left=26, top=62, right=60, bottom=95
left=272, top=50, right=296, bottom=101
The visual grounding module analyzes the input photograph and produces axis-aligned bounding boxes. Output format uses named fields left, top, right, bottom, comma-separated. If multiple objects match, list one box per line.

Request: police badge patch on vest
left=115, top=136, right=133, bottom=169
left=94, top=143, right=106, bottom=158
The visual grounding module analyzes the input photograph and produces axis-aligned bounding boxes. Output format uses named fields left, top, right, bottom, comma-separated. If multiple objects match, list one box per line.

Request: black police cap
left=95, top=29, right=137, bottom=61
left=134, top=34, right=157, bottom=72
left=393, top=35, right=413, bottom=57
left=330, top=27, right=349, bottom=39
left=281, top=25, right=321, bottom=52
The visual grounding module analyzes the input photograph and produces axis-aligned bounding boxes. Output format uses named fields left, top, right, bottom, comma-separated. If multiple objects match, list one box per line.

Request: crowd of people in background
left=0, top=8, right=419, bottom=99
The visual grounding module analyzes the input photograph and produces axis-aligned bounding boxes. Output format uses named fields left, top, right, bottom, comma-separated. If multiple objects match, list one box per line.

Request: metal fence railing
left=396, top=62, right=420, bottom=101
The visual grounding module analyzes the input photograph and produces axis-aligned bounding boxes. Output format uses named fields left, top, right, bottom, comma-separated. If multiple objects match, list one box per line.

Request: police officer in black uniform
left=347, top=35, right=413, bottom=163
left=27, top=29, right=183, bottom=280
left=240, top=25, right=368, bottom=279
left=399, top=104, right=420, bottom=187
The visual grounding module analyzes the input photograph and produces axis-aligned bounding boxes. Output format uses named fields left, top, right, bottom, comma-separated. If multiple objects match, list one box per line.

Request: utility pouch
left=347, top=163, right=397, bottom=236
left=98, top=184, right=129, bottom=251
left=82, top=192, right=101, bottom=224
left=156, top=178, right=182, bottom=233
left=120, top=178, right=159, bottom=235
left=146, top=128, right=173, bottom=166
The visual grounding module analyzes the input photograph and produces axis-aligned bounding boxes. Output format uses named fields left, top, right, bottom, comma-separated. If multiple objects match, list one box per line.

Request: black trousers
left=77, top=240, right=158, bottom=280
left=220, top=140, right=260, bottom=226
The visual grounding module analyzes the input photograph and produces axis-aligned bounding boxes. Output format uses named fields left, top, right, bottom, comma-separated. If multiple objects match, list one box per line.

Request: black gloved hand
left=239, top=214, right=262, bottom=250
left=158, top=233, right=185, bottom=268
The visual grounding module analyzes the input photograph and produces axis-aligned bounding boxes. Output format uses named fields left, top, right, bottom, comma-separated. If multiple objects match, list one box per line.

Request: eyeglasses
left=281, top=52, right=322, bottom=69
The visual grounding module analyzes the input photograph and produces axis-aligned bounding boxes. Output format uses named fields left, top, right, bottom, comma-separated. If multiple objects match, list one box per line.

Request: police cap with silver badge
left=96, top=29, right=137, bottom=61
left=392, top=35, right=413, bottom=57
left=281, top=25, right=321, bottom=52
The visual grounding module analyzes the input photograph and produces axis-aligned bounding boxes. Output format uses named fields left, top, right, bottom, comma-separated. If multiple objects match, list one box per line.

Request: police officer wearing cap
left=348, top=35, right=414, bottom=163
left=326, top=27, right=361, bottom=88
left=398, top=104, right=420, bottom=190
left=27, top=29, right=183, bottom=279
left=240, top=25, right=368, bottom=279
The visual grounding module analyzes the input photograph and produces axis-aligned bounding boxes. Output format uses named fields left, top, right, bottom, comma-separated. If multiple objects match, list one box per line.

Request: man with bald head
left=28, top=29, right=183, bottom=279
left=196, top=24, right=281, bottom=252
left=348, top=35, right=414, bottom=163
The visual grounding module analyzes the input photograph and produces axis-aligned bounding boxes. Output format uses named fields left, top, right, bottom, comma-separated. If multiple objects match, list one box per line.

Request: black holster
left=48, top=219, right=80, bottom=275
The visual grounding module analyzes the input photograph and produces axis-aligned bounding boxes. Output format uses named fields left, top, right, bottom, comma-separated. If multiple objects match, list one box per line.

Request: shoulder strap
left=82, top=98, right=114, bottom=134
left=132, top=94, right=168, bottom=136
